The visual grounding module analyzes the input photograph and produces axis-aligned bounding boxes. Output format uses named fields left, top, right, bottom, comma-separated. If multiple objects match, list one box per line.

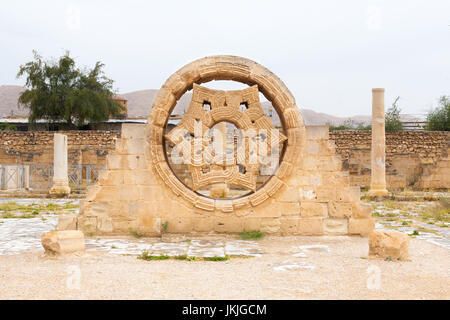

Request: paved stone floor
left=0, top=198, right=264, bottom=258
left=0, top=195, right=449, bottom=259
left=366, top=195, right=450, bottom=250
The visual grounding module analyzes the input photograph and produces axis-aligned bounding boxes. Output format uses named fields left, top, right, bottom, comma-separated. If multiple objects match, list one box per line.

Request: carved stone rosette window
left=148, top=56, right=304, bottom=212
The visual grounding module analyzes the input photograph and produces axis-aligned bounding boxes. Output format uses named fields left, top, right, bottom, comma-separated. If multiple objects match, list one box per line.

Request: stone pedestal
left=369, top=88, right=388, bottom=197
left=369, top=230, right=409, bottom=261
left=49, top=133, right=71, bottom=195
left=41, top=230, right=85, bottom=256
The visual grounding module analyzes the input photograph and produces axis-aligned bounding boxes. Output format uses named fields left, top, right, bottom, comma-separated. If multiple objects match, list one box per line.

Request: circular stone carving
left=149, top=55, right=304, bottom=212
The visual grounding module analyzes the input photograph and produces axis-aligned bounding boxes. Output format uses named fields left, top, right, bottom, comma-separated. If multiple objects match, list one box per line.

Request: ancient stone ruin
left=76, top=55, right=374, bottom=236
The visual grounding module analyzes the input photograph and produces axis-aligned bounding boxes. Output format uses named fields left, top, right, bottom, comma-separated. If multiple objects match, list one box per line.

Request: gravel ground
left=0, top=235, right=449, bottom=300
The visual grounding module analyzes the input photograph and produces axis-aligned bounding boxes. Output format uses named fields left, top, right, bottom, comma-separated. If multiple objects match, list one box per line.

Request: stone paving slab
left=0, top=215, right=264, bottom=258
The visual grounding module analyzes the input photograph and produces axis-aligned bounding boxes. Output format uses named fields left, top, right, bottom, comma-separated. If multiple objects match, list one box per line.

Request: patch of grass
left=137, top=253, right=233, bottom=262
left=62, top=202, right=78, bottom=210
left=411, top=230, right=419, bottom=236
left=383, top=200, right=398, bottom=209
left=204, top=255, right=229, bottom=261
left=360, top=257, right=367, bottom=259
left=0, top=201, right=78, bottom=217
left=138, top=252, right=170, bottom=261
left=0, top=201, right=27, bottom=211
left=417, top=227, right=438, bottom=234
left=162, top=221, right=169, bottom=234
left=111, top=245, right=117, bottom=249
left=385, top=212, right=398, bottom=218
left=239, top=231, right=264, bottom=240
left=1, top=211, right=38, bottom=219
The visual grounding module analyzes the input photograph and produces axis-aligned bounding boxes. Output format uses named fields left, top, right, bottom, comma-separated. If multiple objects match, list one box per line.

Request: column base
left=368, top=186, right=388, bottom=197
left=49, top=185, right=71, bottom=195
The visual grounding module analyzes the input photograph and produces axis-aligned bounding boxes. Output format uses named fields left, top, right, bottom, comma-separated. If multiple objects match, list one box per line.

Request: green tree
left=385, top=96, right=404, bottom=132
left=16, top=50, right=123, bottom=127
left=425, top=96, right=450, bottom=131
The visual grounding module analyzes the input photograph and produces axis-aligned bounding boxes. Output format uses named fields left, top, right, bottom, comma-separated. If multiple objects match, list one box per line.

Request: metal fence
left=0, top=164, right=105, bottom=191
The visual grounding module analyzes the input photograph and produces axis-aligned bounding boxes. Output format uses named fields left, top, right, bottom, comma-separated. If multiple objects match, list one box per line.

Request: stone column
left=369, top=88, right=388, bottom=197
left=49, top=133, right=71, bottom=195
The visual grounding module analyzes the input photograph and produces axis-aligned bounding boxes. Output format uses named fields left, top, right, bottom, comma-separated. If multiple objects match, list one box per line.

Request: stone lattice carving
left=165, top=84, right=287, bottom=191
left=148, top=55, right=305, bottom=211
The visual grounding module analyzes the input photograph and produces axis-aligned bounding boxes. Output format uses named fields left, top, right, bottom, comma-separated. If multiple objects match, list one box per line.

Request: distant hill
left=0, top=85, right=26, bottom=118
left=0, top=85, right=421, bottom=125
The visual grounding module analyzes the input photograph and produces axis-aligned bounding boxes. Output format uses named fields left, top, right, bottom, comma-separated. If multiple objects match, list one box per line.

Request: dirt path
left=1, top=236, right=449, bottom=299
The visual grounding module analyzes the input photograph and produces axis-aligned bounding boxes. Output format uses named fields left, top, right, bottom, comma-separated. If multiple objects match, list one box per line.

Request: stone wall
left=0, top=131, right=119, bottom=166
left=329, top=130, right=450, bottom=190
left=78, top=124, right=374, bottom=237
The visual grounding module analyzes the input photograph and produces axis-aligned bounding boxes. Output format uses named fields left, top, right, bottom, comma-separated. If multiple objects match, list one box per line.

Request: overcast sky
left=1, top=0, right=449, bottom=117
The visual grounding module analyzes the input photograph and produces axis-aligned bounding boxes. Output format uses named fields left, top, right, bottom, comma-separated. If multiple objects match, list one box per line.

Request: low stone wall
left=0, top=131, right=120, bottom=166
left=329, top=130, right=450, bottom=190
left=1, top=128, right=448, bottom=191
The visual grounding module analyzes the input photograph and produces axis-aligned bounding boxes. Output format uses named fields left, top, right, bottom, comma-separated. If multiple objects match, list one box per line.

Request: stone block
left=124, top=138, right=146, bottom=155
left=298, top=188, right=317, bottom=201
left=121, top=123, right=147, bottom=139
left=298, top=218, right=324, bottom=235
left=323, top=218, right=348, bottom=235
left=277, top=185, right=300, bottom=202
left=137, top=216, right=162, bottom=235
left=280, top=218, right=299, bottom=235
left=369, top=230, right=410, bottom=261
left=77, top=217, right=97, bottom=235
left=306, top=125, right=329, bottom=140
left=165, top=217, right=193, bottom=233
left=57, top=215, right=77, bottom=231
left=41, top=230, right=85, bottom=256
left=243, top=217, right=261, bottom=231
left=94, top=186, right=119, bottom=201
left=260, top=218, right=281, bottom=234
left=300, top=202, right=328, bottom=218
left=106, top=154, right=122, bottom=170
left=214, top=217, right=244, bottom=233
left=353, top=203, right=372, bottom=219
left=192, top=217, right=214, bottom=232
left=348, top=218, right=375, bottom=237
left=97, top=216, right=114, bottom=233
left=328, top=201, right=353, bottom=219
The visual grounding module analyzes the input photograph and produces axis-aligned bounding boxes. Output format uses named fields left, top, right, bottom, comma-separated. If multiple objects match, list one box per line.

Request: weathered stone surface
left=323, top=218, right=348, bottom=235
left=368, top=230, right=410, bottom=261
left=298, top=218, right=324, bottom=235
left=353, top=203, right=372, bottom=219
left=41, top=230, right=85, bottom=256
left=348, top=218, right=375, bottom=236
left=329, top=131, right=450, bottom=190
left=57, top=215, right=77, bottom=231
left=300, top=202, right=328, bottom=218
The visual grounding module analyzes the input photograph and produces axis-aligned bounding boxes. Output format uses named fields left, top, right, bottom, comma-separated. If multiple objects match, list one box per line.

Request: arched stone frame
left=148, top=55, right=305, bottom=212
